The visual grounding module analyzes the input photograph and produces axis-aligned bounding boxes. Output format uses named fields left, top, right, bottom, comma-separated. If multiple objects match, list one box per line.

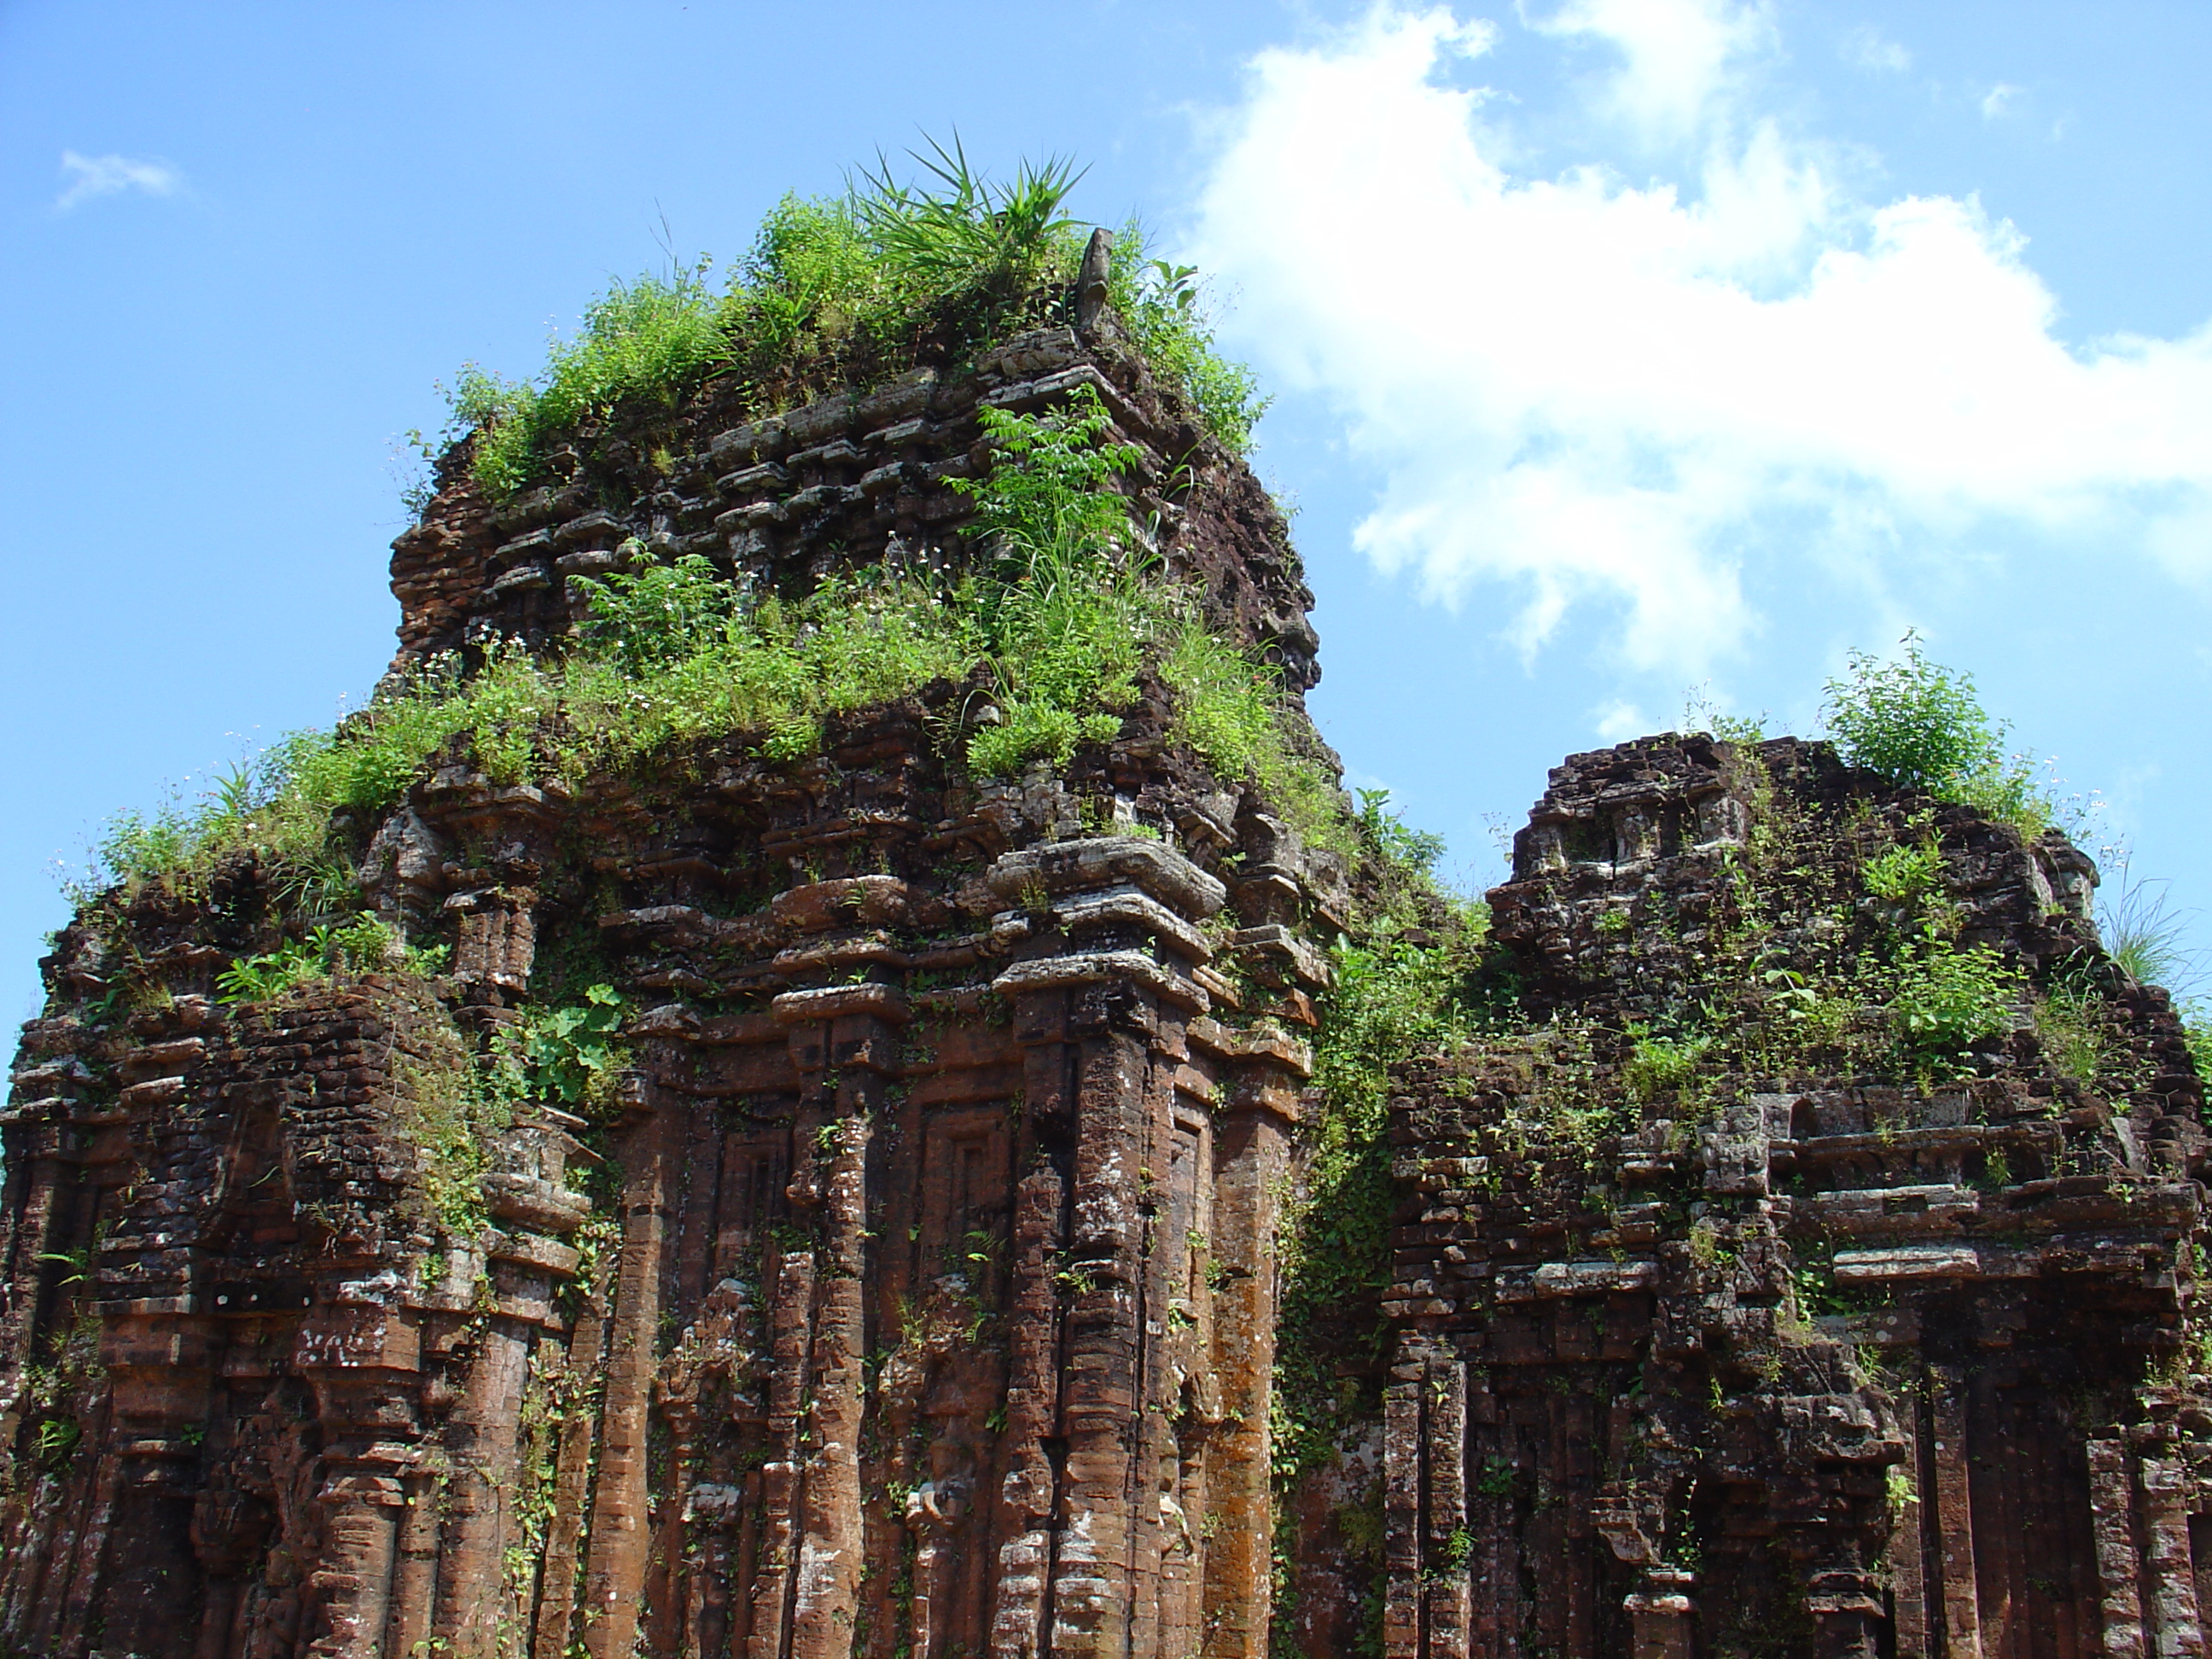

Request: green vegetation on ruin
left=1820, top=631, right=2060, bottom=840
left=78, top=385, right=1342, bottom=944
left=428, top=139, right=1266, bottom=503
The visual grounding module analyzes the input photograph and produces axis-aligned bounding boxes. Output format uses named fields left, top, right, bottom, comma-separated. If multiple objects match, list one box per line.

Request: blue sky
left=7, top=0, right=2212, bottom=1026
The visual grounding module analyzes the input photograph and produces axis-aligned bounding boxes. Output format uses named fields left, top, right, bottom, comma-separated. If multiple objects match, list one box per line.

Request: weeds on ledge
left=218, top=912, right=448, bottom=1004
left=70, top=390, right=1346, bottom=916
left=435, top=140, right=1266, bottom=502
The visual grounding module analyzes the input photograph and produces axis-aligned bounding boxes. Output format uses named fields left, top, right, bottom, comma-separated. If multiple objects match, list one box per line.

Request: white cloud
left=55, top=150, right=184, bottom=212
left=1530, top=0, right=1773, bottom=139
left=1192, top=6, right=2212, bottom=673
left=1592, top=698, right=1654, bottom=741
left=1840, top=24, right=1910, bottom=73
left=1980, top=82, right=2023, bottom=119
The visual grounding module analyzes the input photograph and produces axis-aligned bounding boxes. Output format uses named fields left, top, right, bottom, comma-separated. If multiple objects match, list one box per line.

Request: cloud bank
left=1192, top=4, right=2212, bottom=672
left=55, top=150, right=184, bottom=212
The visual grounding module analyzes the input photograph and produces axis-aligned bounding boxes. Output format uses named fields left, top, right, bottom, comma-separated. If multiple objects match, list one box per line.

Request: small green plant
left=951, top=384, right=1143, bottom=556
left=1353, top=789, right=1446, bottom=876
left=33, top=1417, right=81, bottom=1465
left=570, top=544, right=738, bottom=673
left=1791, top=1257, right=1848, bottom=1317
left=2034, top=968, right=2108, bottom=1087
left=217, top=938, right=324, bottom=1003
left=1624, top=1028, right=1711, bottom=1101
left=1886, top=1463, right=1917, bottom=1515
left=1822, top=633, right=2050, bottom=835
left=1862, top=841, right=1942, bottom=904
left=1687, top=1219, right=1736, bottom=1272
left=1888, top=938, right=2018, bottom=1072
left=218, top=912, right=445, bottom=1004
left=519, top=986, right=627, bottom=1109
left=1682, top=684, right=1770, bottom=747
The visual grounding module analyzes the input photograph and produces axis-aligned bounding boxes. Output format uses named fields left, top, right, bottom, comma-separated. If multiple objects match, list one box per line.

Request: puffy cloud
left=55, top=150, right=184, bottom=212
left=1980, top=82, right=2024, bottom=119
left=1191, top=5, right=2212, bottom=672
left=1530, top=0, right=1773, bottom=140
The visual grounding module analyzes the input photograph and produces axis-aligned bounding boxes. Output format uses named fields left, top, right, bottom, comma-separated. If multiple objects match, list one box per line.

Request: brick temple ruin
left=7, top=236, right=2212, bottom=1658
left=1370, top=738, right=2212, bottom=1659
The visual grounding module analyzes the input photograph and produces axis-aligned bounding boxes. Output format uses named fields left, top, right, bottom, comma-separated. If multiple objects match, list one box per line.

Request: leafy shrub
left=1861, top=841, right=1942, bottom=903
left=1822, top=635, right=2001, bottom=790
left=1758, top=968, right=1854, bottom=1057
left=218, top=912, right=446, bottom=1004
left=1353, top=789, right=1446, bottom=874
left=1947, top=763, right=2052, bottom=840
left=951, top=387, right=1152, bottom=772
left=1347, top=789, right=1450, bottom=924
left=1887, top=939, right=2018, bottom=1070
left=1822, top=633, right=2052, bottom=837
left=1624, top=1028, right=1712, bottom=1100
left=946, top=386, right=1335, bottom=830
left=571, top=544, right=738, bottom=673
left=951, top=387, right=1142, bottom=556
left=518, top=984, right=627, bottom=1109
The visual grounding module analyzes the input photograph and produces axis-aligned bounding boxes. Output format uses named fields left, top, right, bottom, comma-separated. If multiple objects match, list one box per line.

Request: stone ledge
left=771, top=984, right=913, bottom=1026
left=992, top=950, right=1208, bottom=1014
